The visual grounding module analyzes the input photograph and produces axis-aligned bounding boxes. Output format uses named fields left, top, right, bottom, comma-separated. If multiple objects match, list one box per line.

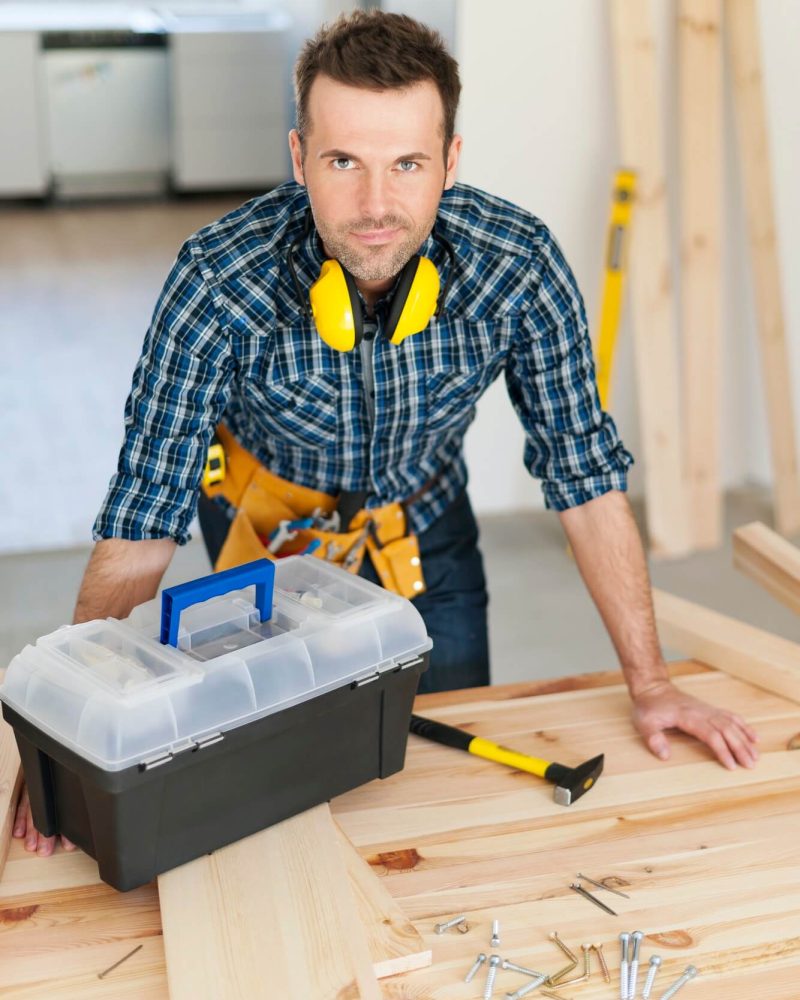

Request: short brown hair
left=294, top=10, right=461, bottom=163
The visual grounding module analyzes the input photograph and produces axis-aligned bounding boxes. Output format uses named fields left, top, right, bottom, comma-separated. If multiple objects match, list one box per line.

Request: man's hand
left=13, top=783, right=76, bottom=856
left=631, top=679, right=760, bottom=770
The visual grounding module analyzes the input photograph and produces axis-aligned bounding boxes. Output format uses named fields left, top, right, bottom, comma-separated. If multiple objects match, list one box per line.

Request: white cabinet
left=0, top=32, right=48, bottom=196
left=168, top=16, right=289, bottom=190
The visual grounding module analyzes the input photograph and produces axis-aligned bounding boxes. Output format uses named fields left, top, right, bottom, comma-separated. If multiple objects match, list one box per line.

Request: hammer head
left=546, top=754, right=604, bottom=806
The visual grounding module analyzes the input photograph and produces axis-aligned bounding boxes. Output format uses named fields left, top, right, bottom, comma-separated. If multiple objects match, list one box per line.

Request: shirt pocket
left=243, top=372, right=339, bottom=451
left=424, top=368, right=484, bottom=434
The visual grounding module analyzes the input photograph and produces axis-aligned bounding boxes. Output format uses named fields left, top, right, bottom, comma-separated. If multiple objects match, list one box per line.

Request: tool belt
left=201, top=425, right=426, bottom=600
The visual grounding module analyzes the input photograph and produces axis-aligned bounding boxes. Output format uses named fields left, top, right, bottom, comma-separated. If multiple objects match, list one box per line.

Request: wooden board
left=653, top=587, right=800, bottom=704
left=609, top=0, right=689, bottom=558
left=726, top=0, right=800, bottom=536
left=733, top=521, right=800, bottom=616
left=3, top=663, right=800, bottom=998
left=158, top=804, right=380, bottom=1000
left=679, top=0, right=723, bottom=549
left=334, top=820, right=432, bottom=979
left=0, top=710, right=22, bottom=884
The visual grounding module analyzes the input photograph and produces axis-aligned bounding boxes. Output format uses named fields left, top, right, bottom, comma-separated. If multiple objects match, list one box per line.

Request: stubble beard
left=313, top=212, right=437, bottom=282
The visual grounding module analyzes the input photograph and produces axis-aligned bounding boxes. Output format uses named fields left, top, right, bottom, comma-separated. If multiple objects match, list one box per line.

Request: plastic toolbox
left=0, top=557, right=430, bottom=890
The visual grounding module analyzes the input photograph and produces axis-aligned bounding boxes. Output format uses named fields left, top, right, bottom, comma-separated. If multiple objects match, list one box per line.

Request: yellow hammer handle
left=468, top=737, right=551, bottom=778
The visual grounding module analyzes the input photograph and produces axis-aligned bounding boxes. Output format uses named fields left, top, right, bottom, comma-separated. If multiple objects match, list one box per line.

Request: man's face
left=289, top=75, right=461, bottom=285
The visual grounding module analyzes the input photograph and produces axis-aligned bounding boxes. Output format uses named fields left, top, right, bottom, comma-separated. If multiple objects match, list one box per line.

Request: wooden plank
left=679, top=0, right=723, bottom=549
left=609, top=0, right=690, bottom=558
left=733, top=521, right=800, bottom=615
left=0, top=713, right=22, bottom=884
left=653, top=587, right=800, bottom=703
left=725, top=0, right=800, bottom=536
left=334, top=750, right=800, bottom=849
left=158, top=804, right=380, bottom=1000
left=333, top=821, right=431, bottom=979
left=0, top=881, right=166, bottom=997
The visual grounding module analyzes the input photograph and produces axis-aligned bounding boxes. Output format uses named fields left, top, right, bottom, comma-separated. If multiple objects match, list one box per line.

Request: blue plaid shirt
left=94, top=180, right=633, bottom=544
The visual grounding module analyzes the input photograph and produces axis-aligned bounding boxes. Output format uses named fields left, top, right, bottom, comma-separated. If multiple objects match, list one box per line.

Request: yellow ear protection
left=286, top=210, right=456, bottom=352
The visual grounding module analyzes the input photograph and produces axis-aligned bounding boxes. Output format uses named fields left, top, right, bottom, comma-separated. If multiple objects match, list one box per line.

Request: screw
left=502, top=959, right=547, bottom=977
left=619, top=932, right=630, bottom=1000
left=465, top=953, right=487, bottom=983
left=642, top=955, right=662, bottom=1000
left=491, top=919, right=501, bottom=946
left=547, top=962, right=577, bottom=985
left=550, top=931, right=578, bottom=963
left=582, top=943, right=591, bottom=978
left=628, top=930, right=644, bottom=999
left=434, top=914, right=466, bottom=934
left=593, top=942, right=611, bottom=983
left=483, top=954, right=501, bottom=999
left=505, top=972, right=549, bottom=1000
left=658, top=965, right=698, bottom=1000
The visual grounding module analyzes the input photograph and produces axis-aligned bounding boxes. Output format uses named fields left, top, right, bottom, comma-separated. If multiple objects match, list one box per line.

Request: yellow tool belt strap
left=201, top=425, right=426, bottom=600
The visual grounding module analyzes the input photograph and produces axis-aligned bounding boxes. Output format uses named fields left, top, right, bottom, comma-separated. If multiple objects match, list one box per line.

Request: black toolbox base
left=3, top=655, right=426, bottom=891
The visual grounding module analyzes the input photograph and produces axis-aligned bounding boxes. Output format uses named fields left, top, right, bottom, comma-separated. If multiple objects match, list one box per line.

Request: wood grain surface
left=1, top=661, right=799, bottom=999
left=159, top=804, right=381, bottom=1000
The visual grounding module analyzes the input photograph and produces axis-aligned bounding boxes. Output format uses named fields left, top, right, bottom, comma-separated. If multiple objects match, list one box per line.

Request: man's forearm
left=73, top=537, right=177, bottom=624
left=557, top=490, right=668, bottom=697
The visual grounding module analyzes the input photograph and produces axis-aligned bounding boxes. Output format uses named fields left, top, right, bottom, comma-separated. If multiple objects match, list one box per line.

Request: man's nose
left=357, top=171, right=391, bottom=225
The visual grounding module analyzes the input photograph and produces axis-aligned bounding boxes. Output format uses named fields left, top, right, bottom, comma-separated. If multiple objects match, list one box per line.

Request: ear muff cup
left=308, top=259, right=364, bottom=352
left=384, top=256, right=440, bottom=345
left=384, top=256, right=422, bottom=344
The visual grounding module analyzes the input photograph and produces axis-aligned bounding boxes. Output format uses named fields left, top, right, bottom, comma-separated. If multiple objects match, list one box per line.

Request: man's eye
left=398, top=161, right=419, bottom=172
left=332, top=158, right=353, bottom=170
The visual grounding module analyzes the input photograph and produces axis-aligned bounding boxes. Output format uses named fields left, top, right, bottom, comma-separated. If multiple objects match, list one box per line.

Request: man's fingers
left=723, top=721, right=759, bottom=768
left=36, top=834, right=56, bottom=857
left=13, top=797, right=28, bottom=838
left=645, top=731, right=671, bottom=761
left=679, top=716, right=738, bottom=770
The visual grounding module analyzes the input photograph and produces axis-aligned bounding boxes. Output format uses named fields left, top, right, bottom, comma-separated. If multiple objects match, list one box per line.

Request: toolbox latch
left=139, top=751, right=173, bottom=771
left=194, top=731, right=225, bottom=750
left=354, top=671, right=380, bottom=688
left=397, top=655, right=424, bottom=671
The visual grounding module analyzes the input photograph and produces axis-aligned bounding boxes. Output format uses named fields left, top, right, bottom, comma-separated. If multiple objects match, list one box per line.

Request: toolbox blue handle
left=160, top=558, right=275, bottom=647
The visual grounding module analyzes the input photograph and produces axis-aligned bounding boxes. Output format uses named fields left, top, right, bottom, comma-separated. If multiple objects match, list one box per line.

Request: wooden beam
left=653, top=587, right=800, bottom=704
left=680, top=0, right=723, bottom=549
left=333, top=820, right=431, bottom=979
left=158, top=804, right=381, bottom=1000
left=725, top=0, right=800, bottom=536
left=733, top=521, right=800, bottom=615
left=0, top=716, right=22, bottom=884
left=609, top=0, right=690, bottom=558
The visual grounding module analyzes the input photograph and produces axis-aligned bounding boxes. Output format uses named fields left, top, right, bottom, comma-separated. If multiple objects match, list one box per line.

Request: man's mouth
left=351, top=228, right=401, bottom=245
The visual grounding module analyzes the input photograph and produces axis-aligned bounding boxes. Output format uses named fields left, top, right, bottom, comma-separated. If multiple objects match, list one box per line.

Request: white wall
left=456, top=0, right=800, bottom=514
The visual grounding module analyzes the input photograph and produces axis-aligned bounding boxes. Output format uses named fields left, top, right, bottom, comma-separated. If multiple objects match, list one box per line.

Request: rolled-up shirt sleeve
left=93, top=242, right=234, bottom=544
left=504, top=223, right=634, bottom=511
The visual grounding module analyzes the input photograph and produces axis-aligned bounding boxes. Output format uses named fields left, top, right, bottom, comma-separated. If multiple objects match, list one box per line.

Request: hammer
left=409, top=715, right=603, bottom=806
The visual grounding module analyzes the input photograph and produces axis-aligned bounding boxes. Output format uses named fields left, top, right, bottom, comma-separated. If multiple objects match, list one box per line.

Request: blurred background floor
left=2, top=488, right=798, bottom=684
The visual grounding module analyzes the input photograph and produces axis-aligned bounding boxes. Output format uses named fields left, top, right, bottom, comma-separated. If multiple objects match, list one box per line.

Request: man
left=14, top=10, right=758, bottom=856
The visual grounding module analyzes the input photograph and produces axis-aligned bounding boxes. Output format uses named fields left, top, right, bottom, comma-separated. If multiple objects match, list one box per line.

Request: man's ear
left=288, top=129, right=305, bottom=186
left=443, top=134, right=463, bottom=191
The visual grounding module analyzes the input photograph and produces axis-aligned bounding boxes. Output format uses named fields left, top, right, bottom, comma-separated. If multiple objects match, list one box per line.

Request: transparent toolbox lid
left=0, top=557, right=431, bottom=771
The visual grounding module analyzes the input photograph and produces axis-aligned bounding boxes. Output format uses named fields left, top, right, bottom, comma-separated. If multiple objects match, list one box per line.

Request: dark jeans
left=197, top=489, right=490, bottom=695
